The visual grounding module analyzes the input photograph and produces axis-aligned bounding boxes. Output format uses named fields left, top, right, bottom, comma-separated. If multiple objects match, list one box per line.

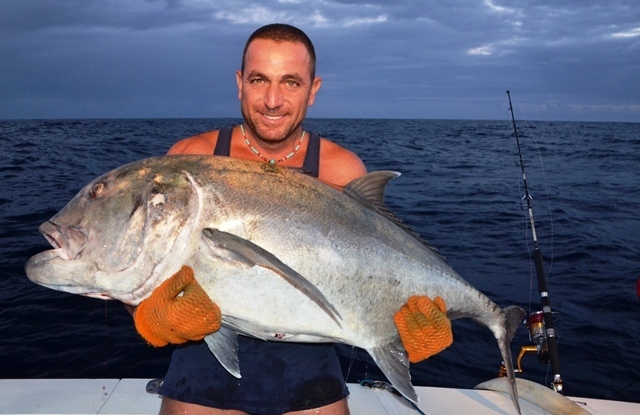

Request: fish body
left=26, top=155, right=525, bottom=412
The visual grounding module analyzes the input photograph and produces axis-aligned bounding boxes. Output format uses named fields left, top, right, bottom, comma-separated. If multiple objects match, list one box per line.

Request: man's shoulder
left=167, top=130, right=219, bottom=155
left=318, top=136, right=367, bottom=186
left=319, top=138, right=361, bottom=163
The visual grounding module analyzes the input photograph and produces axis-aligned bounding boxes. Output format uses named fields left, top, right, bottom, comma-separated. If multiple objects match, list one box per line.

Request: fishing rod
left=506, top=90, right=563, bottom=393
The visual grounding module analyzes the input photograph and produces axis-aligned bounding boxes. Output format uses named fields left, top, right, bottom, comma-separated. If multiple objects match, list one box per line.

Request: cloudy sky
left=1, top=0, right=639, bottom=122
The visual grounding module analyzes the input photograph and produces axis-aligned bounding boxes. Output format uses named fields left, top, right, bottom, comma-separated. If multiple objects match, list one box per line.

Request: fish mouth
left=39, top=221, right=88, bottom=261
left=32, top=278, right=112, bottom=299
left=27, top=222, right=106, bottom=298
left=82, top=292, right=114, bottom=300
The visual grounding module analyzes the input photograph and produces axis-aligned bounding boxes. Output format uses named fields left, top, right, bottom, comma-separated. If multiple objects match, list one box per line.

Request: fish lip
left=39, top=221, right=88, bottom=261
left=81, top=292, right=114, bottom=300
left=34, top=280, right=111, bottom=299
left=42, top=230, right=61, bottom=250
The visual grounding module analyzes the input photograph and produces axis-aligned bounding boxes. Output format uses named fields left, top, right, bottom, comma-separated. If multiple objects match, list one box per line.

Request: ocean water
left=1, top=118, right=639, bottom=403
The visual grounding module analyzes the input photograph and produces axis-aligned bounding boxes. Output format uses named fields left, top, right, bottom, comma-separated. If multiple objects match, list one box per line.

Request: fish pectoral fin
left=366, top=338, right=418, bottom=403
left=201, top=229, right=342, bottom=326
left=204, top=326, right=242, bottom=378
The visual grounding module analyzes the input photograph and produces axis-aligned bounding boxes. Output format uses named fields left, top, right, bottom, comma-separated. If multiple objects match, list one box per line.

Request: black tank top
left=213, top=125, right=320, bottom=178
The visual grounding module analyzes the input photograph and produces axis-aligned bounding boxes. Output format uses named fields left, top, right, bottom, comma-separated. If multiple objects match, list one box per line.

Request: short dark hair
left=241, top=23, right=317, bottom=79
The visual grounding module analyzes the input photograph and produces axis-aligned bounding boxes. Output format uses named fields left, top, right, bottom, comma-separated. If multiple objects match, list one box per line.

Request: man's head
left=241, top=23, right=316, bottom=80
left=237, top=24, right=322, bottom=145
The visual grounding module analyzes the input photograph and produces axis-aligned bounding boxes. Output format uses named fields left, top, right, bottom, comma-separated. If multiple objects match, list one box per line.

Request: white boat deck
left=1, top=378, right=638, bottom=414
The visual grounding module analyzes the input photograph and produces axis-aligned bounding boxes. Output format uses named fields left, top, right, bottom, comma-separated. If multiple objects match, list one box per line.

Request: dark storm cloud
left=1, top=0, right=638, bottom=121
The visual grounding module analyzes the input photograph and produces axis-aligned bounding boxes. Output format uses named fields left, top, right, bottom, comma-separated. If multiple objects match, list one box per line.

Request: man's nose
left=264, top=83, right=283, bottom=109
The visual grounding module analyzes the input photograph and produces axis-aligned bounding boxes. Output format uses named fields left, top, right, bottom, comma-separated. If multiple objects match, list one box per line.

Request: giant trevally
left=25, top=155, right=526, bottom=414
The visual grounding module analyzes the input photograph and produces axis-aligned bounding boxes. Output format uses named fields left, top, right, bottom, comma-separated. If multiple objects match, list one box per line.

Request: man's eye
left=250, top=78, right=265, bottom=85
left=285, top=80, right=300, bottom=88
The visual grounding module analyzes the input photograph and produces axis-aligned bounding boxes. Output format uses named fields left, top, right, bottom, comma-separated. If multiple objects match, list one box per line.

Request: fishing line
left=511, top=102, right=563, bottom=336
left=518, top=114, right=565, bottom=343
left=607, top=378, right=640, bottom=400
left=501, top=116, right=539, bottom=314
left=507, top=91, right=563, bottom=393
left=103, top=301, right=109, bottom=373
left=346, top=347, right=427, bottom=411
left=343, top=346, right=357, bottom=387
left=512, top=101, right=556, bottom=283
left=359, top=380, right=427, bottom=415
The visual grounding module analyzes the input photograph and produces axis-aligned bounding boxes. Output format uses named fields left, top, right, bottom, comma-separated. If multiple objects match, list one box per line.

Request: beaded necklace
left=240, top=124, right=306, bottom=165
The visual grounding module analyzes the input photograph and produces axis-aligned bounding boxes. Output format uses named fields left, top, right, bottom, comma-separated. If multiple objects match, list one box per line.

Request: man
left=133, top=24, right=452, bottom=415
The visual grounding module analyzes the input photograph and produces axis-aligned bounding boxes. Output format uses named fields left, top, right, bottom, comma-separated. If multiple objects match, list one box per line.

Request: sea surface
left=1, top=118, right=639, bottom=403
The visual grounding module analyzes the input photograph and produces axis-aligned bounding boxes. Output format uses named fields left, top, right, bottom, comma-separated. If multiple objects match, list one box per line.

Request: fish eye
left=89, top=183, right=104, bottom=198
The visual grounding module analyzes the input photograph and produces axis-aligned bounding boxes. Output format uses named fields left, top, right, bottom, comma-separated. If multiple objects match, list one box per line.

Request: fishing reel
left=499, top=310, right=563, bottom=393
left=516, top=311, right=550, bottom=370
left=498, top=311, right=548, bottom=375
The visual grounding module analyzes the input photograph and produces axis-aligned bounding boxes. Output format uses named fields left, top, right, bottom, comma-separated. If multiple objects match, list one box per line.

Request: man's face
left=237, top=38, right=322, bottom=143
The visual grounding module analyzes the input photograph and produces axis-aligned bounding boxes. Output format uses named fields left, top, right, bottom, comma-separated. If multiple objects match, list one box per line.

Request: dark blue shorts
left=158, top=337, right=348, bottom=415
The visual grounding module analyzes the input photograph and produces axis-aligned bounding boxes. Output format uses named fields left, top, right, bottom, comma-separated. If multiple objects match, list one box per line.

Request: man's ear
left=308, top=76, right=322, bottom=106
left=236, top=70, right=243, bottom=101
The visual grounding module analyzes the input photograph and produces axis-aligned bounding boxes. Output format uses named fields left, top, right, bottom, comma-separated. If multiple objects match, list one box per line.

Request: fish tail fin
left=504, top=305, right=526, bottom=343
left=498, top=338, right=522, bottom=415
left=494, top=305, right=526, bottom=415
left=366, top=338, right=418, bottom=403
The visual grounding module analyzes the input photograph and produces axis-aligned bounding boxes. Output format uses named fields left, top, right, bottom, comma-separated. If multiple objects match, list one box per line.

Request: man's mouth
left=261, top=114, right=285, bottom=123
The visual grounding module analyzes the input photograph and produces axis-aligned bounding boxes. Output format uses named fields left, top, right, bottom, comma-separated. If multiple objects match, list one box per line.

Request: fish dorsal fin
left=344, top=171, right=401, bottom=216
left=344, top=171, right=443, bottom=257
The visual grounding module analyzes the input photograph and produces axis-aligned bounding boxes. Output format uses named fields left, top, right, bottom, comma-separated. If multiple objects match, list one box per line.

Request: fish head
left=25, top=157, right=201, bottom=305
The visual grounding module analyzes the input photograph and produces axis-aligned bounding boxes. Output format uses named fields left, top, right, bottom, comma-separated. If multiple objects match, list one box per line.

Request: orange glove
left=394, top=295, right=453, bottom=363
left=134, top=265, right=221, bottom=347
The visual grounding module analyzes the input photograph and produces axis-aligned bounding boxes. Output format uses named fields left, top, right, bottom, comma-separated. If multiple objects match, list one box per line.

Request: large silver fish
left=25, top=155, right=525, bottom=413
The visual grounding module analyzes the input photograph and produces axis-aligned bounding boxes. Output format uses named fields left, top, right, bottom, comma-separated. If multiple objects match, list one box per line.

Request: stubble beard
left=242, top=107, right=307, bottom=145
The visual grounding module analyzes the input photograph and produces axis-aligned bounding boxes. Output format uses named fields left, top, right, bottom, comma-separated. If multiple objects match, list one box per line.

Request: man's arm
left=167, top=131, right=218, bottom=155
left=317, top=138, right=367, bottom=186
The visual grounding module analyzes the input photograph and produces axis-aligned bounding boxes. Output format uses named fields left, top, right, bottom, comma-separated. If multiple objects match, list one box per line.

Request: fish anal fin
left=366, top=338, right=418, bottom=403
left=204, top=326, right=242, bottom=378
